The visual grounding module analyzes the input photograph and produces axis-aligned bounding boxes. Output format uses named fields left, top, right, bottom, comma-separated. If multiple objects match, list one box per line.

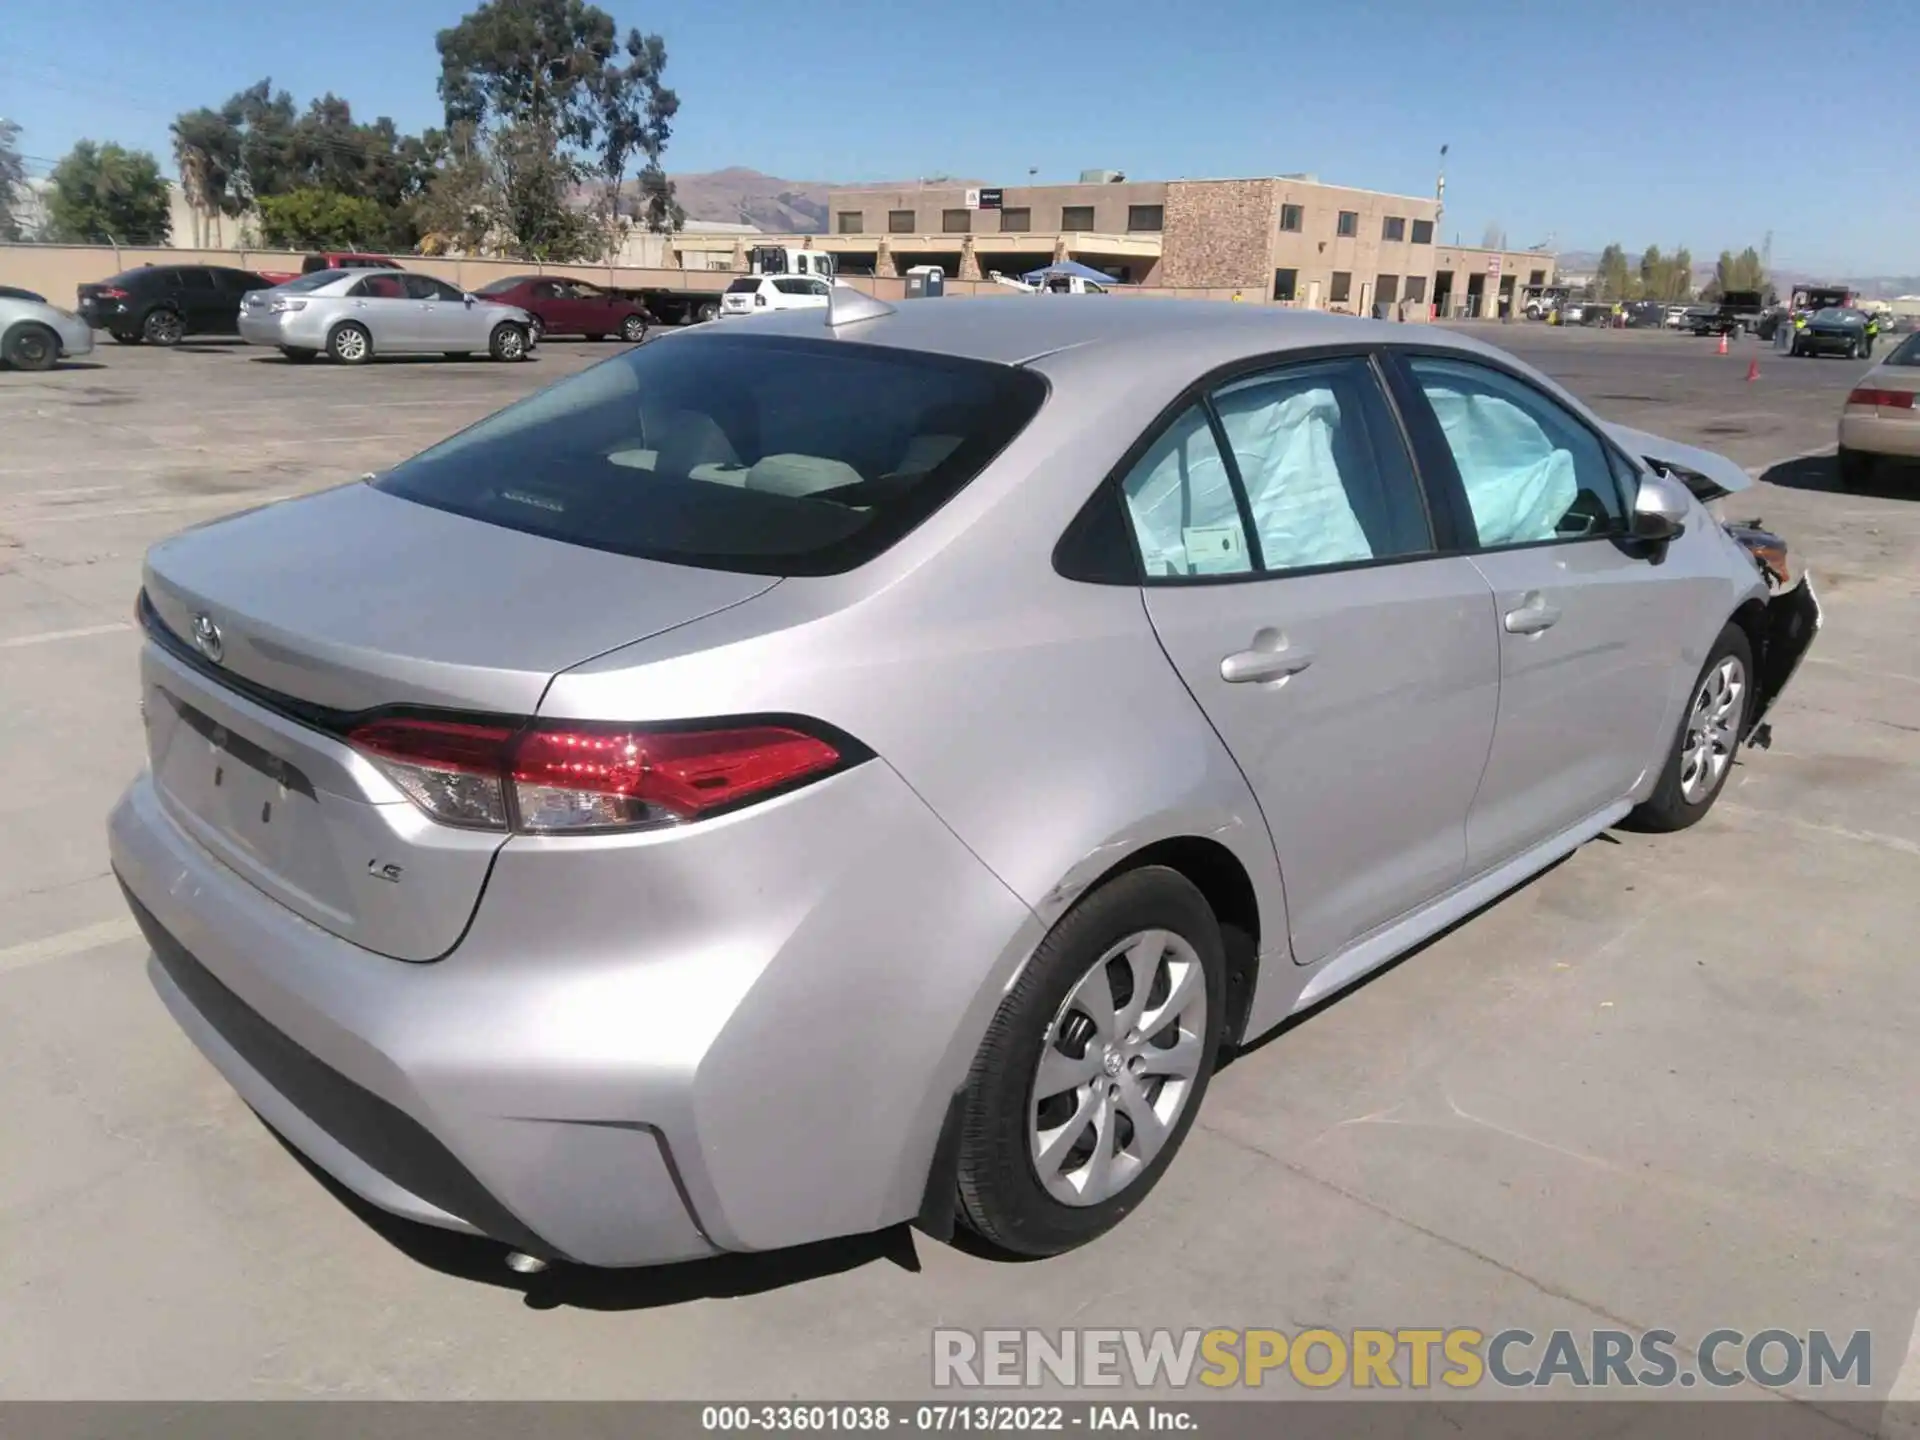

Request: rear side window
left=1211, top=358, right=1432, bottom=572
left=179, top=269, right=216, bottom=293
left=1118, top=405, right=1252, bottom=578
left=374, top=334, right=1049, bottom=576
left=349, top=275, right=406, bottom=299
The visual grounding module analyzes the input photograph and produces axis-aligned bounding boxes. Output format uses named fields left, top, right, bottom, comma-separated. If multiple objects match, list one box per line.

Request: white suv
left=719, top=275, right=832, bottom=318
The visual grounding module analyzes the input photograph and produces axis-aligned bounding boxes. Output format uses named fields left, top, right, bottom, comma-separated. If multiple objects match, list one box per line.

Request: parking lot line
left=0, top=918, right=140, bottom=977
left=0, top=622, right=134, bottom=650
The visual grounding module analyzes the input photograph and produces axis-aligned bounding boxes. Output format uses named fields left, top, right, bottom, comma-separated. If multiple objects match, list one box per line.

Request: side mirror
left=1630, top=468, right=1691, bottom=543
left=463, top=293, right=477, bottom=306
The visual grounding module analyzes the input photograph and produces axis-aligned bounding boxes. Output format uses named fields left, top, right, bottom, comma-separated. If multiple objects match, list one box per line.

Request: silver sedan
left=112, top=294, right=1818, bottom=1268
left=238, top=268, right=534, bottom=364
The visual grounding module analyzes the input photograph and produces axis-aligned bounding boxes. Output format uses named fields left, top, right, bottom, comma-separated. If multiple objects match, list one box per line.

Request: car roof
left=727, top=295, right=1523, bottom=372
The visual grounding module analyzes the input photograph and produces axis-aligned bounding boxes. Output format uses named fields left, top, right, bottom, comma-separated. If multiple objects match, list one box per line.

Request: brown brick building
left=814, top=172, right=1553, bottom=315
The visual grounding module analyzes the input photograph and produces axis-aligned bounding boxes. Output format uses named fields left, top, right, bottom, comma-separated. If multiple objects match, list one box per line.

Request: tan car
left=1839, top=330, right=1920, bottom=486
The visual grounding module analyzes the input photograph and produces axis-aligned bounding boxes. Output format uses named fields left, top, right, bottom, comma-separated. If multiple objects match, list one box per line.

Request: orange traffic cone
left=1717, top=333, right=1729, bottom=356
left=1746, top=358, right=1760, bottom=382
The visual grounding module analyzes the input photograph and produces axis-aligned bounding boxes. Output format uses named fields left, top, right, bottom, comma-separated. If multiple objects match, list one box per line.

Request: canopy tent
left=1020, top=261, right=1118, bottom=286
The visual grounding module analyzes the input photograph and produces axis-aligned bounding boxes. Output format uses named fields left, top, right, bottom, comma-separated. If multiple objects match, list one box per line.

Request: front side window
left=1406, top=356, right=1630, bottom=548
left=1336, top=210, right=1359, bottom=238
left=1211, top=359, right=1432, bottom=573
left=348, top=274, right=406, bottom=299
left=404, top=274, right=463, bottom=301
left=1118, top=405, right=1251, bottom=579
left=375, top=334, right=1048, bottom=577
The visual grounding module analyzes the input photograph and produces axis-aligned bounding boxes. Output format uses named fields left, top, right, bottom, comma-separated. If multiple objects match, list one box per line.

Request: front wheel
left=489, top=323, right=529, bottom=361
left=954, top=866, right=1225, bottom=1257
left=1625, top=624, right=1754, bottom=833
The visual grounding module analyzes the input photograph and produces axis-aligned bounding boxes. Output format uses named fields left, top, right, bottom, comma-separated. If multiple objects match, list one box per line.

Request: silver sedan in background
left=238, top=269, right=534, bottom=364
left=113, top=297, right=1818, bottom=1270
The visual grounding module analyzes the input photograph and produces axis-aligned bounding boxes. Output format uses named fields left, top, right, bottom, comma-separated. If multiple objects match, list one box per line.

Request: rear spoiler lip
left=1602, top=422, right=1753, bottom=502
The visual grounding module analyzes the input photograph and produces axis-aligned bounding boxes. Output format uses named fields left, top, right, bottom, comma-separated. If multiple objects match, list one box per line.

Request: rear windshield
left=1886, top=333, right=1920, bottom=366
left=374, top=333, right=1049, bottom=576
left=725, top=277, right=761, bottom=294
left=276, top=270, right=353, bottom=294
left=476, top=277, right=529, bottom=295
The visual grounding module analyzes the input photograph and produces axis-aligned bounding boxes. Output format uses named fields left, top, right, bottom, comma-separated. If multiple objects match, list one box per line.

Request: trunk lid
left=140, top=481, right=777, bottom=958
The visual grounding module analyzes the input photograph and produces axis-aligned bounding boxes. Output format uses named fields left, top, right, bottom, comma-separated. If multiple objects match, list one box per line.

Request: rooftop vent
left=1079, top=169, right=1126, bottom=184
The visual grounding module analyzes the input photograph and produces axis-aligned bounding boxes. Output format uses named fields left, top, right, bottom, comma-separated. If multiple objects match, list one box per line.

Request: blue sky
left=3, top=0, right=1914, bottom=274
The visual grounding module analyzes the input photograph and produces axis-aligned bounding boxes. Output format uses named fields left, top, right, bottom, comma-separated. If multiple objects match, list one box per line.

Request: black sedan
left=1789, top=307, right=1875, bottom=359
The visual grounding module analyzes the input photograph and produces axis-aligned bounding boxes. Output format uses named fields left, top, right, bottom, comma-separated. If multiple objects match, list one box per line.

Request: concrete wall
left=1430, top=245, right=1557, bottom=319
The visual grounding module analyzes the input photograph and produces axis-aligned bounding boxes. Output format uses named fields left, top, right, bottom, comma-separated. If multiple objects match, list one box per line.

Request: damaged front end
left=1601, top=422, right=1822, bottom=746
left=1720, top=519, right=1822, bottom=748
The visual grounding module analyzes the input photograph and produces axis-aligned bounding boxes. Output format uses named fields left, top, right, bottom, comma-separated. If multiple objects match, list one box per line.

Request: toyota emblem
left=190, top=612, right=224, bottom=664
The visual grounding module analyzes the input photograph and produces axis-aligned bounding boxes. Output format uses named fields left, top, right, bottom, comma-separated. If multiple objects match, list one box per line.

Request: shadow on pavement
left=269, top=1127, right=924, bottom=1310
left=1762, top=451, right=1917, bottom=498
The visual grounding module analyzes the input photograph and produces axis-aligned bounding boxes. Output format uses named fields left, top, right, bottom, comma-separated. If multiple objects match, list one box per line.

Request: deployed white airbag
left=1217, top=386, right=1372, bottom=570
left=1121, top=409, right=1249, bottom=576
left=1426, top=388, right=1578, bottom=545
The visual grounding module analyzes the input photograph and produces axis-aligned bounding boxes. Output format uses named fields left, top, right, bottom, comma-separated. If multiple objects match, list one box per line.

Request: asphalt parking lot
left=2, top=319, right=1917, bottom=1405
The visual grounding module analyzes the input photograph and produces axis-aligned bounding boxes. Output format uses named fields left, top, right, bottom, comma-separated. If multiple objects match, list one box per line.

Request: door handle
left=1503, top=596, right=1562, bottom=635
left=1221, top=643, right=1316, bottom=684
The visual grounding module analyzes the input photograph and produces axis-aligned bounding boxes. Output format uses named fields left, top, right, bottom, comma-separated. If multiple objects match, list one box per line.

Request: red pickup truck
left=256, top=253, right=404, bottom=286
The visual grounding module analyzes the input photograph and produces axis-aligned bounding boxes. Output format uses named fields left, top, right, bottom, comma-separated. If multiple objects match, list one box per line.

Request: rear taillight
left=754, top=292, right=768, bottom=307
left=348, top=717, right=846, bottom=834
left=1847, top=387, right=1915, bottom=410
left=95, top=286, right=129, bottom=301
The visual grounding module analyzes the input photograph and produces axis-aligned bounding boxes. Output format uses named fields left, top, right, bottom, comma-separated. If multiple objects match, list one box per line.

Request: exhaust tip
left=505, top=1251, right=549, bottom=1275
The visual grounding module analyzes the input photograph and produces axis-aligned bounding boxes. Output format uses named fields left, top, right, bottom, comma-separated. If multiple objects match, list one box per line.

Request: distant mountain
left=665, top=168, right=987, bottom=234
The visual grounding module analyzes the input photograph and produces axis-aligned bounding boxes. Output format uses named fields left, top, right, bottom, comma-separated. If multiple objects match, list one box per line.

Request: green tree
left=255, top=187, right=388, bottom=249
left=1670, top=247, right=1693, bottom=300
left=1596, top=242, right=1633, bottom=300
left=1638, top=245, right=1663, bottom=298
left=170, top=107, right=244, bottom=246
left=437, top=0, right=682, bottom=254
left=0, top=119, right=27, bottom=241
left=45, top=141, right=172, bottom=244
left=1712, top=246, right=1767, bottom=297
left=414, top=122, right=495, bottom=253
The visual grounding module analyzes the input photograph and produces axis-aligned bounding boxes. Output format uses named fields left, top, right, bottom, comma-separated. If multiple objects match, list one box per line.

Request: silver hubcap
left=1029, top=929, right=1207, bottom=1207
left=623, top=317, right=644, bottom=339
left=1680, top=656, right=1745, bottom=803
left=335, top=329, right=366, bottom=360
left=500, top=329, right=524, bottom=358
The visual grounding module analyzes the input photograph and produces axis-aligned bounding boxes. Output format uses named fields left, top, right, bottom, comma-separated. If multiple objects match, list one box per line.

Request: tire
left=111, top=330, right=141, bottom=345
left=954, top=866, right=1226, bottom=1257
left=1837, top=447, right=1874, bottom=490
left=327, top=322, right=372, bottom=365
left=3, top=324, right=59, bottom=371
left=279, top=347, right=317, bottom=364
left=694, top=300, right=720, bottom=324
left=142, top=308, right=184, bottom=346
left=489, top=322, right=529, bottom=361
left=1626, top=624, right=1755, bottom=833
left=618, top=313, right=648, bottom=342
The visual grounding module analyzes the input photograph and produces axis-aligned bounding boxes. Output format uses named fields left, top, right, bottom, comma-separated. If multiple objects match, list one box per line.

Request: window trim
left=1382, top=215, right=1406, bottom=242
left=1061, top=204, right=1096, bottom=231
left=1336, top=210, right=1359, bottom=238
left=1278, top=203, right=1304, bottom=233
left=1056, top=343, right=1463, bottom=588
left=1379, top=347, right=1647, bottom=559
left=1410, top=219, right=1435, bottom=245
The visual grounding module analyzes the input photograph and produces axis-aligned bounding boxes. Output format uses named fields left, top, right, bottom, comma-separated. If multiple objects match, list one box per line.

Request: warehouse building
left=785, top=171, right=1553, bottom=315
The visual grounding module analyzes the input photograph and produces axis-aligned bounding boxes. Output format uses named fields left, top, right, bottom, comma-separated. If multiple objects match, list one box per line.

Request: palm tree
left=170, top=109, right=237, bottom=247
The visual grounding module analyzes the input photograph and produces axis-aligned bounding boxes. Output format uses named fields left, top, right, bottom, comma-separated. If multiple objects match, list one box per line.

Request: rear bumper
left=238, top=312, right=312, bottom=348
left=1840, top=412, right=1920, bottom=459
left=110, top=751, right=1040, bottom=1266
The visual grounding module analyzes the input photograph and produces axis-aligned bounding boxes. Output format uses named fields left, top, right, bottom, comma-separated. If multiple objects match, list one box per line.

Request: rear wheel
left=142, top=308, right=184, bottom=346
left=3, top=324, right=58, bottom=371
left=694, top=300, right=720, bottom=324
left=954, top=866, right=1225, bottom=1257
left=619, top=312, right=648, bottom=342
left=1837, top=447, right=1874, bottom=490
left=327, top=322, right=372, bottom=365
left=1626, top=624, right=1753, bottom=833
left=489, top=323, right=529, bottom=362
